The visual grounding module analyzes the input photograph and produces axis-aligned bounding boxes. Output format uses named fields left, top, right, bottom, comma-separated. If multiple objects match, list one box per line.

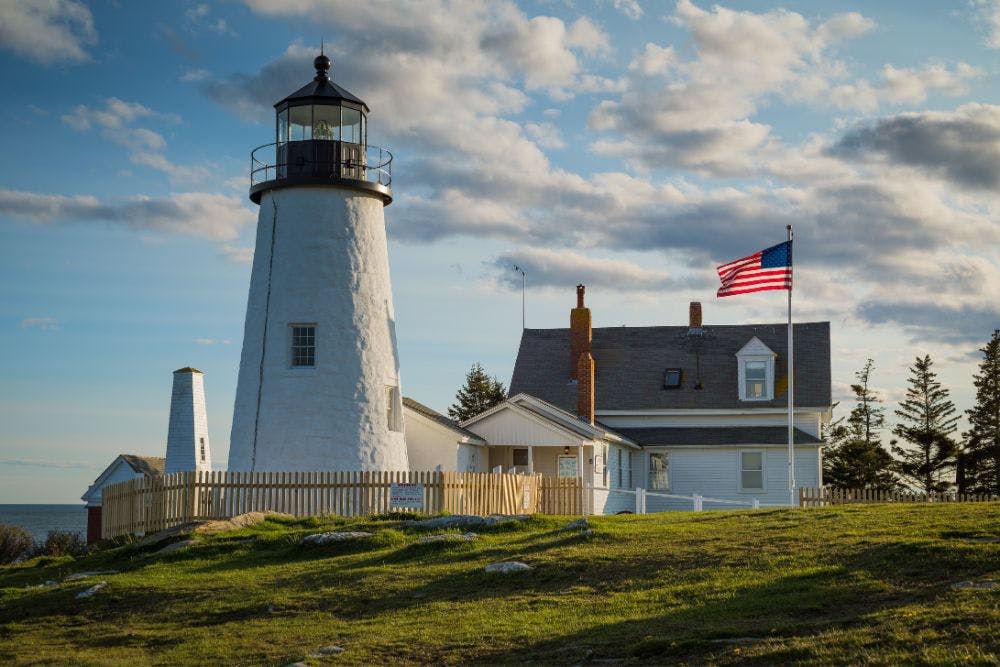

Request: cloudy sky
left=1, top=0, right=998, bottom=502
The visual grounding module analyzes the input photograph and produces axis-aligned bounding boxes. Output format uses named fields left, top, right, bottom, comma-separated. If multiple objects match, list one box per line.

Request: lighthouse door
left=341, top=142, right=362, bottom=180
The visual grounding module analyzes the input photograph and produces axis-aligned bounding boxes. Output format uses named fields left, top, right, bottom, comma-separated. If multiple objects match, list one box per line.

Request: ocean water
left=0, top=504, right=87, bottom=543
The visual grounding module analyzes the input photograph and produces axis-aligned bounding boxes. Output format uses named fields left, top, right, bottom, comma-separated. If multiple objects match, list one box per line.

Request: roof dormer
left=736, top=336, right=776, bottom=401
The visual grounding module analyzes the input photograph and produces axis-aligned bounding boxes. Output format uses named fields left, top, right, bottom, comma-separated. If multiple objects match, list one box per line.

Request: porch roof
left=615, top=426, right=823, bottom=447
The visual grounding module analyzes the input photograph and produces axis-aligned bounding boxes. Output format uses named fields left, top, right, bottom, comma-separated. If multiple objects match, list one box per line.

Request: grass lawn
left=1, top=503, right=998, bottom=665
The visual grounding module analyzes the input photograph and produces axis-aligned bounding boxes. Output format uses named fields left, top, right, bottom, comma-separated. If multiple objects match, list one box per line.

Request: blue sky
left=1, top=0, right=999, bottom=502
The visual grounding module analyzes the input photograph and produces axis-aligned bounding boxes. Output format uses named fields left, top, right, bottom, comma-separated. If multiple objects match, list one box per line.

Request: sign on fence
left=522, top=484, right=531, bottom=511
left=390, top=482, right=425, bottom=509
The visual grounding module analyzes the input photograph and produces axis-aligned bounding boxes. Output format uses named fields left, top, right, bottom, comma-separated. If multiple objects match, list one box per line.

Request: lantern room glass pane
left=341, top=107, right=361, bottom=144
left=289, top=105, right=311, bottom=141
left=277, top=108, right=289, bottom=144
left=312, top=105, right=341, bottom=141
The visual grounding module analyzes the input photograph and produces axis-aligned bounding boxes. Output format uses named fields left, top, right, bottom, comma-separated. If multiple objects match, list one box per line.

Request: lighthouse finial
left=314, top=48, right=331, bottom=82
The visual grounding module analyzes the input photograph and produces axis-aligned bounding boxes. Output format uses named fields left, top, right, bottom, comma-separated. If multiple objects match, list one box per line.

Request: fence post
left=753, top=498, right=760, bottom=509
left=693, top=494, right=703, bottom=511
left=635, top=487, right=643, bottom=514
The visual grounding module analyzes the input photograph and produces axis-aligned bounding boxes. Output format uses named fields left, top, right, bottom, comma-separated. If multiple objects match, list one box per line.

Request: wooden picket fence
left=101, top=470, right=582, bottom=540
left=539, top=476, right=583, bottom=515
left=799, top=486, right=1000, bottom=507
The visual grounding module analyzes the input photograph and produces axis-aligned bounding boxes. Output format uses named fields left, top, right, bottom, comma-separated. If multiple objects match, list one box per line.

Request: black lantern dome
left=249, top=53, right=392, bottom=205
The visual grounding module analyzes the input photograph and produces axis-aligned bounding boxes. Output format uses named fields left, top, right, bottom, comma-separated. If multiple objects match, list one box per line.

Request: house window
left=744, top=361, right=767, bottom=399
left=386, top=386, right=402, bottom=432
left=664, top=368, right=682, bottom=389
left=740, top=450, right=765, bottom=491
left=736, top=337, right=776, bottom=401
left=199, top=437, right=206, bottom=462
left=512, top=448, right=529, bottom=467
left=290, top=325, right=315, bottom=367
left=649, top=452, right=669, bottom=491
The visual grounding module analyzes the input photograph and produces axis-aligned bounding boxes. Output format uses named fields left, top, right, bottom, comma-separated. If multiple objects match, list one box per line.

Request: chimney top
left=576, top=284, right=586, bottom=308
left=688, top=301, right=703, bottom=335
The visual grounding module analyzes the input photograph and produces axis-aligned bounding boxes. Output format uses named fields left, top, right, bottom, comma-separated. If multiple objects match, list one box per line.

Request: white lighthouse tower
left=228, top=53, right=408, bottom=472
left=165, top=367, right=212, bottom=474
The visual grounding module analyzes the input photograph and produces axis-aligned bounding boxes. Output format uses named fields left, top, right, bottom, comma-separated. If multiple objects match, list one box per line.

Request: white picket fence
left=587, top=485, right=789, bottom=514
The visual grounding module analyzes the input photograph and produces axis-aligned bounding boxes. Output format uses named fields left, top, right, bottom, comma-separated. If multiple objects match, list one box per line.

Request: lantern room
left=249, top=53, right=392, bottom=205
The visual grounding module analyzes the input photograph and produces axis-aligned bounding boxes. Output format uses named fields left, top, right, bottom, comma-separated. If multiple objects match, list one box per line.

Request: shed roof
left=403, top=397, right=486, bottom=444
left=509, top=322, right=831, bottom=412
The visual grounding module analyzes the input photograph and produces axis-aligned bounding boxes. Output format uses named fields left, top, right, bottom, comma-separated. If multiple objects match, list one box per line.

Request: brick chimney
left=689, top=301, right=702, bottom=327
left=577, top=351, right=595, bottom=424
left=570, top=284, right=592, bottom=380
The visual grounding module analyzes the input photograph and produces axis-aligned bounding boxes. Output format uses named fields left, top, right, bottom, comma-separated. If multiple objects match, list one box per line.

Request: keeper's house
left=411, top=287, right=831, bottom=513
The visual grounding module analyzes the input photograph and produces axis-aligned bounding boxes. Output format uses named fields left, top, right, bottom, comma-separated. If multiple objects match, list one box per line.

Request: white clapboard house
left=407, top=288, right=831, bottom=513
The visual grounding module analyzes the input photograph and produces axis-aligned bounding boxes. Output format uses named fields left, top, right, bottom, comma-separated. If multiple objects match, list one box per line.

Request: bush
left=36, top=531, right=88, bottom=558
left=0, top=524, right=35, bottom=565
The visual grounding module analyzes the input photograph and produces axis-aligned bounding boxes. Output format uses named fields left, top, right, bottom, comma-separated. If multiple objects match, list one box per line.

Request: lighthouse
left=228, top=53, right=408, bottom=472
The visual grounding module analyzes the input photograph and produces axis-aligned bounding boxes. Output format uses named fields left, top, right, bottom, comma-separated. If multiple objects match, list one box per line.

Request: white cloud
left=20, top=317, right=60, bottom=331
left=492, top=247, right=694, bottom=292
left=973, top=0, right=1000, bottom=48
left=880, top=62, right=981, bottom=104
left=195, top=338, right=232, bottom=345
left=0, top=188, right=254, bottom=241
left=61, top=98, right=213, bottom=186
left=0, top=0, right=96, bottom=64
left=219, top=244, right=254, bottom=264
left=612, top=0, right=643, bottom=20
left=628, top=43, right=677, bottom=76
left=524, top=122, right=566, bottom=149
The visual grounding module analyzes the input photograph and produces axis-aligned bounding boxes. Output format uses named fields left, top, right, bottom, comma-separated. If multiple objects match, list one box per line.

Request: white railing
left=587, top=484, right=791, bottom=514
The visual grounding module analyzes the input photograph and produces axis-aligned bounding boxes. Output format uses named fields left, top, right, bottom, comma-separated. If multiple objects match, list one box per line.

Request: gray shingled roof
left=509, top=322, right=830, bottom=412
left=614, top=426, right=823, bottom=447
left=403, top=397, right=486, bottom=443
left=120, top=454, right=165, bottom=477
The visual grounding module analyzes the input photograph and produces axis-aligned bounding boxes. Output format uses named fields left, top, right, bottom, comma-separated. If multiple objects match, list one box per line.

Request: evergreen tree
left=448, top=363, right=507, bottom=422
left=823, top=359, right=899, bottom=490
left=960, top=330, right=1000, bottom=495
left=890, top=355, right=959, bottom=493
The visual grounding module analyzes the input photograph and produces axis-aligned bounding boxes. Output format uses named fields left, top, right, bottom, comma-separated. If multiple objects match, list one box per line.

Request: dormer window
left=736, top=337, right=776, bottom=401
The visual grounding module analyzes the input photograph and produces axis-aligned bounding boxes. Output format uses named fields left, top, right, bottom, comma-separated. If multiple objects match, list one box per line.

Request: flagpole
left=786, top=224, right=795, bottom=507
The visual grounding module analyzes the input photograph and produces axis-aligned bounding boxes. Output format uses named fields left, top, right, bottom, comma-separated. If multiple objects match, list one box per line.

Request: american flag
left=716, top=241, right=792, bottom=297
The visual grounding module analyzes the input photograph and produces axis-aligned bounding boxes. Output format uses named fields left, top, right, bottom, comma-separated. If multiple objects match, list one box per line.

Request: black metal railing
left=250, top=141, right=392, bottom=188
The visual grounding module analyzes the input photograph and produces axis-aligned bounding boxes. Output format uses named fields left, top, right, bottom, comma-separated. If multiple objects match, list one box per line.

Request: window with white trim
left=648, top=452, right=669, bottom=491
left=736, top=337, right=776, bottom=401
left=290, top=325, right=316, bottom=367
left=740, top=450, right=765, bottom=491
left=512, top=448, right=529, bottom=468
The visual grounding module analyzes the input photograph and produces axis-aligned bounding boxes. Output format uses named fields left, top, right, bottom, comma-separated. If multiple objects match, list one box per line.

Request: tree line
left=825, top=330, right=1000, bottom=495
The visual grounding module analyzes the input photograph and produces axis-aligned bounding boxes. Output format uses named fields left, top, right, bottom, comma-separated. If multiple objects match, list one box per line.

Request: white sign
left=390, top=482, right=425, bottom=509
left=522, top=485, right=531, bottom=510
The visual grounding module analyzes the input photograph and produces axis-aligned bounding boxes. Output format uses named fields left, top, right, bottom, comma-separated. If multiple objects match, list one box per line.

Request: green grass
left=1, top=504, right=998, bottom=665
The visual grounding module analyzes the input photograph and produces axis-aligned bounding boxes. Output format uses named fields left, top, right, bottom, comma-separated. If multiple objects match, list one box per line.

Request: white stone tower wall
left=165, top=370, right=212, bottom=474
left=228, top=186, right=408, bottom=472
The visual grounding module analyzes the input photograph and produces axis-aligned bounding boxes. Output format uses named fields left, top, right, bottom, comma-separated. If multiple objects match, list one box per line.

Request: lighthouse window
left=199, top=437, right=206, bottom=462
left=341, top=107, right=361, bottom=144
left=313, top=105, right=341, bottom=141
left=290, top=325, right=315, bottom=366
left=289, top=105, right=311, bottom=141
left=277, top=108, right=289, bottom=144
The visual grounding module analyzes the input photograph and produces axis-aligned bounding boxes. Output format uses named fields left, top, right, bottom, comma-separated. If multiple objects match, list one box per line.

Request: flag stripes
left=716, top=241, right=792, bottom=297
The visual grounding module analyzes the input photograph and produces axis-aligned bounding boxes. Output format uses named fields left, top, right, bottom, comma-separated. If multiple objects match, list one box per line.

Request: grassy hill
left=1, top=503, right=998, bottom=666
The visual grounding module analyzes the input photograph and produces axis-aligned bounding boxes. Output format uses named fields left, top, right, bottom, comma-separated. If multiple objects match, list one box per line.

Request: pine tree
left=960, top=330, right=1000, bottom=495
left=447, top=363, right=508, bottom=422
left=823, top=359, right=899, bottom=490
left=890, top=355, right=959, bottom=494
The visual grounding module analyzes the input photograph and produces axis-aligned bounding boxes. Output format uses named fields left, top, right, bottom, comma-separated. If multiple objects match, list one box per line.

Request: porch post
left=527, top=445, right=534, bottom=474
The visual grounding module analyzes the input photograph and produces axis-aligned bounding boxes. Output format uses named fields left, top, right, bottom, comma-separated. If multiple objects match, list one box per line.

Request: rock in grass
left=76, top=582, right=107, bottom=599
left=561, top=518, right=589, bottom=531
left=485, top=561, right=532, bottom=573
left=952, top=581, right=998, bottom=590
left=66, top=570, right=118, bottom=581
left=302, top=531, right=373, bottom=546
left=152, top=539, right=197, bottom=557
left=416, top=532, right=478, bottom=544
left=406, top=514, right=530, bottom=529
